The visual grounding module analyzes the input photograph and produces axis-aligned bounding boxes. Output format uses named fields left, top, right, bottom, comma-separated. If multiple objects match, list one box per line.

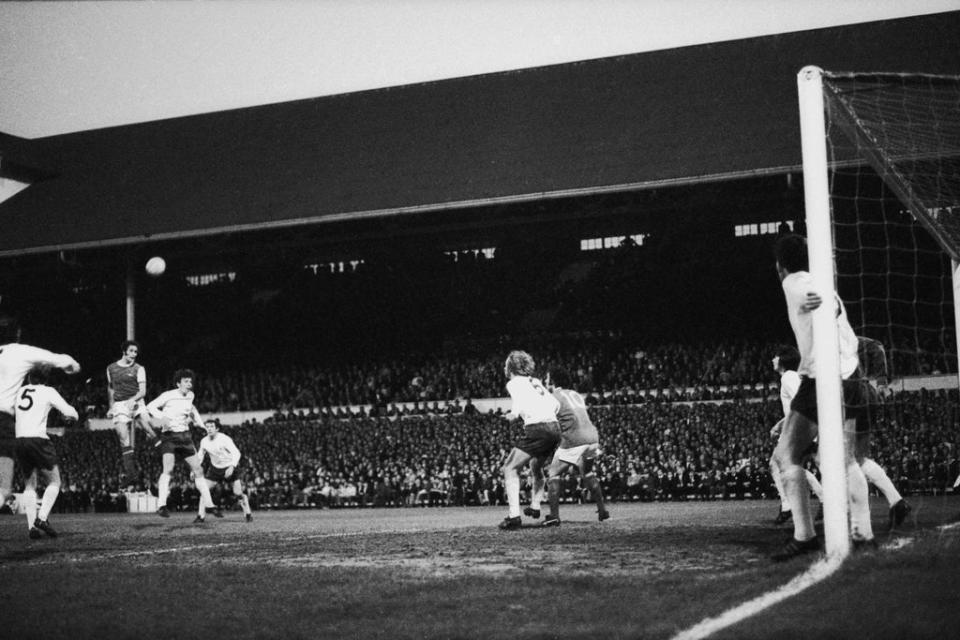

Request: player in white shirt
left=198, top=420, right=252, bottom=522
left=768, top=345, right=824, bottom=525
left=145, top=369, right=217, bottom=522
left=498, top=350, right=560, bottom=530
left=771, top=234, right=874, bottom=561
left=0, top=313, right=81, bottom=512
left=15, top=365, right=79, bottom=538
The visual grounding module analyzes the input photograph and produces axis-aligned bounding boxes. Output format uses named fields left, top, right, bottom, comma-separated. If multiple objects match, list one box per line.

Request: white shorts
left=553, top=443, right=600, bottom=466
left=111, top=400, right=146, bottom=424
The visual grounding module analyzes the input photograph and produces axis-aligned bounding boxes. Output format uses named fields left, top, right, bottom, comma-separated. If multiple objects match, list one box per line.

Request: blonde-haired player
left=498, top=350, right=560, bottom=530
left=146, top=369, right=217, bottom=522
left=198, top=420, right=252, bottom=522
left=15, top=364, right=79, bottom=538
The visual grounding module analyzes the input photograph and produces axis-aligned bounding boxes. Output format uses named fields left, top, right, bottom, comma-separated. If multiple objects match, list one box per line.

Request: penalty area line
left=670, top=554, right=844, bottom=640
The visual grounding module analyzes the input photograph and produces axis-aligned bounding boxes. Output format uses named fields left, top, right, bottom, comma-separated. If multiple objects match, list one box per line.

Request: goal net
left=797, top=68, right=960, bottom=558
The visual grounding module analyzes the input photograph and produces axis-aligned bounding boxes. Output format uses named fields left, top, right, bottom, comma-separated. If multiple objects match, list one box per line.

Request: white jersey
left=15, top=384, right=77, bottom=439
left=781, top=271, right=859, bottom=379
left=779, top=370, right=801, bottom=417
left=198, top=432, right=242, bottom=469
left=506, top=376, right=560, bottom=425
left=146, top=389, right=203, bottom=433
left=0, top=343, right=77, bottom=415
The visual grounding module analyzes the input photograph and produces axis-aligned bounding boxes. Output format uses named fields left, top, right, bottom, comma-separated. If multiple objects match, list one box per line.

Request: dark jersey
left=107, top=361, right=143, bottom=401
left=552, top=387, right=599, bottom=448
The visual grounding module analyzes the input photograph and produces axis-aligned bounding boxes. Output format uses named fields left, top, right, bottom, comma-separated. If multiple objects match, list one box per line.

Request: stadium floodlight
left=797, top=66, right=960, bottom=559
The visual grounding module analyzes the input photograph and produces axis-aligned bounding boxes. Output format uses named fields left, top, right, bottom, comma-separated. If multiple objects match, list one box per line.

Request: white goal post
left=797, top=66, right=850, bottom=559
left=796, top=65, right=960, bottom=559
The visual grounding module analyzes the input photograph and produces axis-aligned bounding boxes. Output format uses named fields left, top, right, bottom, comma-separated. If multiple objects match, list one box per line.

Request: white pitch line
left=670, top=553, right=845, bottom=640
left=672, top=521, right=960, bottom=640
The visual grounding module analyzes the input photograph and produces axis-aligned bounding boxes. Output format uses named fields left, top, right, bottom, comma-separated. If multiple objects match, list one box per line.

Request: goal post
left=797, top=66, right=850, bottom=559
left=797, top=66, right=960, bottom=559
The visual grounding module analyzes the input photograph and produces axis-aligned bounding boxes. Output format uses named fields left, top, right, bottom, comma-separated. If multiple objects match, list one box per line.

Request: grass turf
left=1, top=496, right=958, bottom=639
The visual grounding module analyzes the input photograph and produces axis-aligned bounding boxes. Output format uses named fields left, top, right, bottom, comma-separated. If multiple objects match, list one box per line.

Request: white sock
left=771, top=458, right=790, bottom=510
left=861, top=458, right=902, bottom=506
left=238, top=493, right=251, bottom=515
left=804, top=469, right=824, bottom=501
left=195, top=476, right=214, bottom=516
left=847, top=462, right=874, bottom=541
left=782, top=465, right=815, bottom=541
left=505, top=473, right=521, bottom=518
left=38, top=484, right=60, bottom=521
left=23, top=488, right=38, bottom=528
left=158, top=473, right=171, bottom=507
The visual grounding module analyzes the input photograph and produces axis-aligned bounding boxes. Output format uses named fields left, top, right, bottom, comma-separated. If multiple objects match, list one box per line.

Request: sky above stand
left=0, top=0, right=958, bottom=139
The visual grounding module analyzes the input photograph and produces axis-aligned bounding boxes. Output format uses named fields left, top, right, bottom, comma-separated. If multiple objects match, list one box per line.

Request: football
left=145, top=256, right=166, bottom=276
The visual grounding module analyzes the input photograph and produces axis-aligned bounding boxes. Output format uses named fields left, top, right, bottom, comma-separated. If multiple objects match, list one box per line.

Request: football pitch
left=1, top=497, right=958, bottom=640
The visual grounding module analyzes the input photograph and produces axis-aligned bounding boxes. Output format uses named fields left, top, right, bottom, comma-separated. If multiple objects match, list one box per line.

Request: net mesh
left=821, top=71, right=960, bottom=379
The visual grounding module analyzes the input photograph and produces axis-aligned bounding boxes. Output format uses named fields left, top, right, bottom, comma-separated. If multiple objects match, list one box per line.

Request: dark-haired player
left=146, top=369, right=217, bottom=522
left=0, top=313, right=81, bottom=511
left=198, top=420, right=252, bottom=522
left=106, top=340, right=152, bottom=486
left=15, top=365, right=79, bottom=538
left=540, top=368, right=609, bottom=527
left=771, top=234, right=874, bottom=561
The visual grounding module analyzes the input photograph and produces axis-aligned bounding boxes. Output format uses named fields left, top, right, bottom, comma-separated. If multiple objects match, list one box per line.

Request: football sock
left=38, top=484, right=60, bottom=521
left=583, top=473, right=607, bottom=513
left=238, top=493, right=251, bottom=515
left=505, top=473, right=521, bottom=518
left=847, top=462, right=874, bottom=541
left=782, top=464, right=815, bottom=541
left=121, top=448, right=137, bottom=479
left=861, top=458, right=902, bottom=506
left=771, top=458, right=790, bottom=511
left=547, top=477, right=562, bottom=519
left=804, top=469, right=824, bottom=502
left=158, top=473, right=171, bottom=507
left=195, top=477, right=214, bottom=516
left=22, top=488, right=38, bottom=529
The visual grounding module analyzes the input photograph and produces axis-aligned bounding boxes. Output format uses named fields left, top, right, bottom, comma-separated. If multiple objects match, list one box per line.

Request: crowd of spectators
left=59, top=337, right=818, bottom=418
left=18, top=388, right=959, bottom=516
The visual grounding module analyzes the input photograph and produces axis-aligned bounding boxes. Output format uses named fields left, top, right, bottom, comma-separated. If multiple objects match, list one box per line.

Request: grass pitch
left=1, top=497, right=958, bottom=639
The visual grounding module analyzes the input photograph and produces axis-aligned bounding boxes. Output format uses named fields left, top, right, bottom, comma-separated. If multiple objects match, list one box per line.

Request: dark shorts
left=15, top=437, right=59, bottom=474
left=790, top=376, right=874, bottom=432
left=515, top=421, right=561, bottom=458
left=206, top=465, right=239, bottom=483
left=159, top=431, right=198, bottom=458
left=0, top=412, right=14, bottom=458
